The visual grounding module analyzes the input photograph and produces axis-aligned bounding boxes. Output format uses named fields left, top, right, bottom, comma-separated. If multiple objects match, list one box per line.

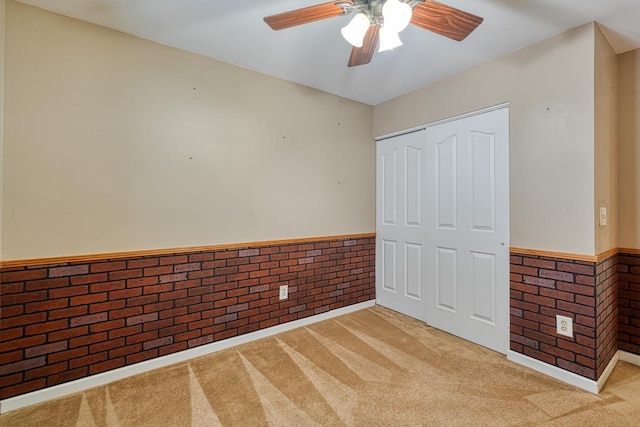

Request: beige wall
left=594, top=25, right=619, bottom=254
left=618, top=48, right=640, bottom=249
left=0, top=0, right=4, bottom=261
left=373, top=24, right=597, bottom=255
left=1, top=1, right=375, bottom=260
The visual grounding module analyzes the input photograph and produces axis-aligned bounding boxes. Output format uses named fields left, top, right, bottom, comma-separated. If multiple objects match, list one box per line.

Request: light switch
left=599, top=207, right=607, bottom=226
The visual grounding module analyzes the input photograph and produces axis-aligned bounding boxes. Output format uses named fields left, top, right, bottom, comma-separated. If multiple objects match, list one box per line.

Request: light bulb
left=341, top=13, right=371, bottom=48
left=378, top=26, right=403, bottom=52
left=382, top=0, right=412, bottom=33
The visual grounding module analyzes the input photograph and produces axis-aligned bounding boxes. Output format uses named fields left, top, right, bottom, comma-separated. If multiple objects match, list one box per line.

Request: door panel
left=382, top=150, right=397, bottom=225
left=436, top=136, right=457, bottom=229
left=436, top=247, right=458, bottom=312
left=382, top=240, right=397, bottom=292
left=471, top=251, right=495, bottom=323
left=405, top=243, right=422, bottom=300
left=376, top=130, right=427, bottom=322
left=426, top=107, right=509, bottom=354
left=470, top=132, right=495, bottom=231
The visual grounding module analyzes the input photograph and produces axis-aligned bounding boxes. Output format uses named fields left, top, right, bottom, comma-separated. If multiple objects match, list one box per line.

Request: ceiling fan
left=264, top=0, right=483, bottom=67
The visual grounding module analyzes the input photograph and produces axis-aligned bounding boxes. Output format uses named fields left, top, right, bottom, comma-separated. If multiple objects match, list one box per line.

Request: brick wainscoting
left=0, top=235, right=376, bottom=399
left=619, top=252, right=640, bottom=355
left=510, top=251, right=619, bottom=380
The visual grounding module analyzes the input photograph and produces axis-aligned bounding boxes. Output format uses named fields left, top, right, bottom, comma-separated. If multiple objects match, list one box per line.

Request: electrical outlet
left=556, top=315, right=573, bottom=338
left=279, top=285, right=288, bottom=300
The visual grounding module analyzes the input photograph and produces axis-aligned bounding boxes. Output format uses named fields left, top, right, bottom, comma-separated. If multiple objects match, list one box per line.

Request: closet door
left=376, top=130, right=427, bottom=322
left=425, top=107, right=509, bottom=353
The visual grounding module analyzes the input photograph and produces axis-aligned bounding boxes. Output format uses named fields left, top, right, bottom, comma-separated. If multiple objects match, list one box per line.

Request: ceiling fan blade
left=411, top=0, right=483, bottom=41
left=264, top=1, right=349, bottom=31
left=348, top=25, right=379, bottom=67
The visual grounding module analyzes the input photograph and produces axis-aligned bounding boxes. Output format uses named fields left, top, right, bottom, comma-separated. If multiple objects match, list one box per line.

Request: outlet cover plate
left=556, top=314, right=573, bottom=337
left=279, top=285, right=288, bottom=300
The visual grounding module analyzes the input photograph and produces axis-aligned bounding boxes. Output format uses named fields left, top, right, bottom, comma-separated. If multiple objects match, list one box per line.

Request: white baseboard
left=508, top=349, right=639, bottom=394
left=507, top=350, right=599, bottom=394
left=619, top=350, right=640, bottom=366
left=596, top=351, right=619, bottom=392
left=0, top=301, right=375, bottom=414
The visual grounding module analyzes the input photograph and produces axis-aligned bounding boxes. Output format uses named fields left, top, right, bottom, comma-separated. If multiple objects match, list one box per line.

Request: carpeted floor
left=2, top=306, right=640, bottom=426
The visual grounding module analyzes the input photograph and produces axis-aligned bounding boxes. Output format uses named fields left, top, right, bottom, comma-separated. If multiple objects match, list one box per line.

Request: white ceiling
left=16, top=0, right=640, bottom=105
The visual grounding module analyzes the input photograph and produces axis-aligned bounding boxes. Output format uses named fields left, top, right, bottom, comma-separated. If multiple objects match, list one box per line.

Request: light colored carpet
left=2, top=306, right=639, bottom=426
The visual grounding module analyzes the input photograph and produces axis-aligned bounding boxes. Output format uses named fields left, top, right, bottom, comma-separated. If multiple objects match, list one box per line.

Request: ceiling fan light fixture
left=382, top=0, right=412, bottom=33
left=378, top=26, right=403, bottom=52
left=341, top=13, right=371, bottom=47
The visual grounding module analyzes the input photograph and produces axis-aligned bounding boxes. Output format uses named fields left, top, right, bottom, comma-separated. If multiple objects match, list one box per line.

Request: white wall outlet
left=556, top=315, right=573, bottom=338
left=279, top=285, right=288, bottom=300
left=599, top=206, right=607, bottom=226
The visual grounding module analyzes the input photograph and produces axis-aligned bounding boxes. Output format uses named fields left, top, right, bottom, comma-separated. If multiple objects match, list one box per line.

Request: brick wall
left=619, top=252, right=640, bottom=355
left=0, top=235, right=375, bottom=399
left=510, top=253, right=599, bottom=379
left=595, top=255, right=618, bottom=378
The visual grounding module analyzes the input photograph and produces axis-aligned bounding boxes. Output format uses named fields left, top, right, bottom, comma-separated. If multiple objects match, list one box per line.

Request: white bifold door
left=376, top=107, right=509, bottom=354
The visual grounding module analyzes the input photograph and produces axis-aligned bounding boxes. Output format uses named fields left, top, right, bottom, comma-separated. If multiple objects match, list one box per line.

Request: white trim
left=620, top=350, right=640, bottom=366
left=507, top=350, right=599, bottom=394
left=375, top=102, right=510, bottom=141
left=596, top=351, right=619, bottom=392
left=0, top=301, right=375, bottom=414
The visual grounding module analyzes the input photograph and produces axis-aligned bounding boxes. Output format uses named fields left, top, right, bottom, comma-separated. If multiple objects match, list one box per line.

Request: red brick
left=174, top=263, right=201, bottom=273
left=49, top=326, right=88, bottom=341
left=0, top=282, right=24, bottom=296
left=109, top=269, right=143, bottom=280
left=109, top=344, right=142, bottom=358
left=523, top=293, right=555, bottom=308
left=90, top=338, right=125, bottom=354
left=71, top=273, right=108, bottom=285
left=49, top=347, right=89, bottom=363
left=91, top=280, right=126, bottom=292
left=91, top=261, right=127, bottom=273
left=0, top=356, right=46, bottom=375
left=70, top=293, right=108, bottom=306
left=144, top=266, right=174, bottom=276
left=89, top=358, right=125, bottom=375
left=25, top=298, right=68, bottom=313
left=160, top=255, right=188, bottom=265
left=1, top=291, right=47, bottom=306
left=49, top=265, right=89, bottom=277
left=126, top=331, right=158, bottom=345
left=539, top=270, right=573, bottom=281
left=71, top=312, right=108, bottom=327
left=90, top=300, right=126, bottom=314
left=49, top=285, right=89, bottom=299
left=1, top=269, right=47, bottom=283
left=90, top=319, right=125, bottom=333
left=215, top=251, right=238, bottom=260
left=110, top=288, right=143, bottom=300
left=188, top=269, right=214, bottom=279
left=1, top=312, right=46, bottom=328
left=557, top=300, right=595, bottom=317
left=109, top=307, right=143, bottom=320
left=25, top=341, right=68, bottom=358
left=159, top=273, right=187, bottom=284
left=47, top=367, right=87, bottom=387
left=69, top=332, right=107, bottom=348
left=109, top=326, right=142, bottom=340
left=127, top=277, right=158, bottom=288
left=557, top=339, right=595, bottom=358
left=522, top=276, right=555, bottom=288
left=127, top=313, right=159, bottom=326
left=189, top=253, right=215, bottom=262
left=557, top=262, right=595, bottom=275
left=127, top=258, right=158, bottom=269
